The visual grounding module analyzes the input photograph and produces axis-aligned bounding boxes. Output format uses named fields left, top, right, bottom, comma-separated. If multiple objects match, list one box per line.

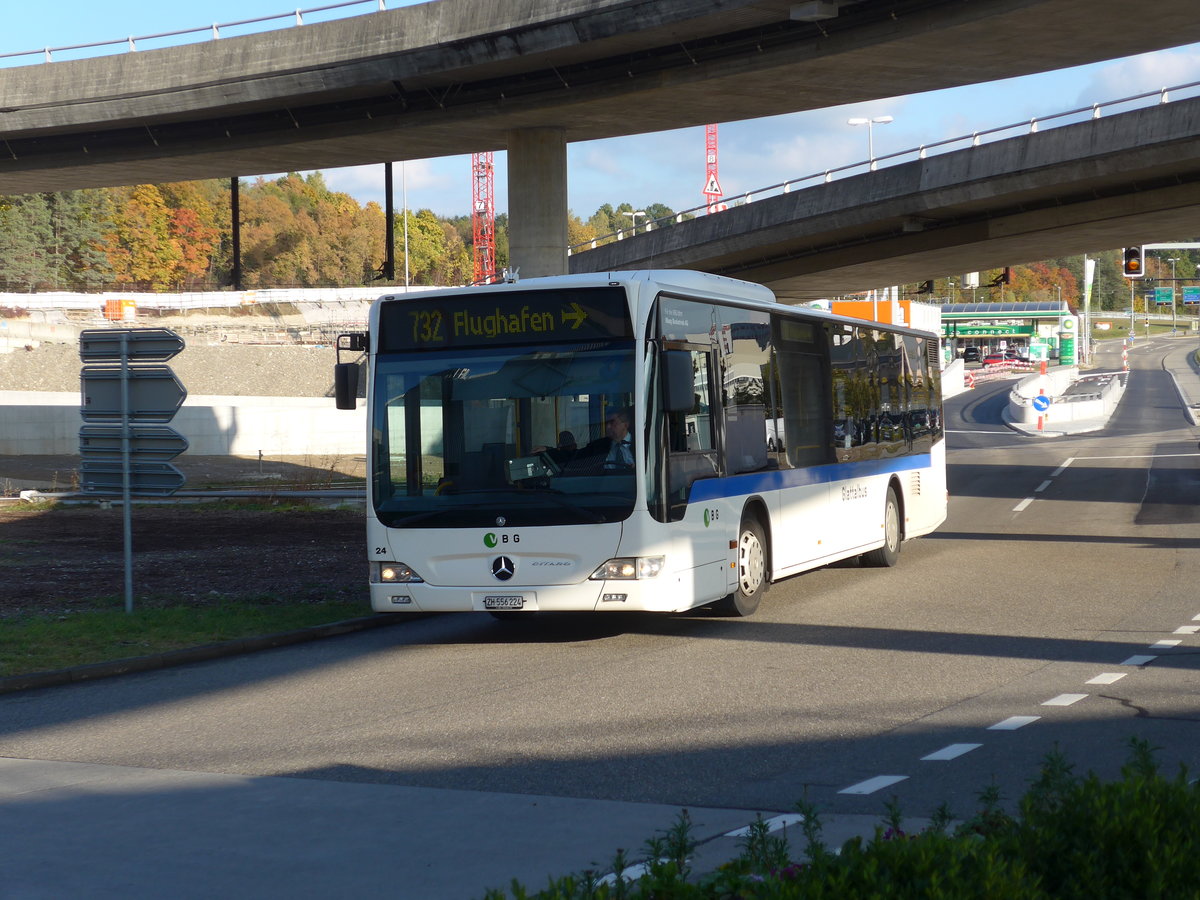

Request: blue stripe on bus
left=687, top=454, right=933, bottom=502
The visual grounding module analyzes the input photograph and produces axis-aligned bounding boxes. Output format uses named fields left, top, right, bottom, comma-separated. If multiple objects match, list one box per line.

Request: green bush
left=481, top=739, right=1199, bottom=899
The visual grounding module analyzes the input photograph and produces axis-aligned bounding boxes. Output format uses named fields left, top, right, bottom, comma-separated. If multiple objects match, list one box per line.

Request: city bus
left=334, top=269, right=946, bottom=617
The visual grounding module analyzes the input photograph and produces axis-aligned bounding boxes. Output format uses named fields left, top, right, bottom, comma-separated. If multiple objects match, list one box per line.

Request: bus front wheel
left=715, top=516, right=768, bottom=616
left=860, top=486, right=901, bottom=568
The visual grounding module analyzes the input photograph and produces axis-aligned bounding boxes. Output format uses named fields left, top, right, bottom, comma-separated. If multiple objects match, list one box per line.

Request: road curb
left=0, top=614, right=410, bottom=695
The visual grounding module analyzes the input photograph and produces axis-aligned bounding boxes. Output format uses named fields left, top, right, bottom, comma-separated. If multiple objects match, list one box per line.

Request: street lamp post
left=847, top=115, right=893, bottom=169
left=1168, top=257, right=1179, bottom=334
left=621, top=209, right=647, bottom=235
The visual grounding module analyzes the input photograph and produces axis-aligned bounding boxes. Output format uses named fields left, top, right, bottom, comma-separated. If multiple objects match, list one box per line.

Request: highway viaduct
left=3, top=0, right=1200, bottom=287
left=571, top=94, right=1200, bottom=301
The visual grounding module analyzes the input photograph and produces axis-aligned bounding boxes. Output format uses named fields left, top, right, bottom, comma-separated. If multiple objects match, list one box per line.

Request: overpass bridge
left=571, top=90, right=1200, bottom=300
left=3, top=0, right=1200, bottom=281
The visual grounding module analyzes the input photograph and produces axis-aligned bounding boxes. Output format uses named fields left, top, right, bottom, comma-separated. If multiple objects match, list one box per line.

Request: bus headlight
left=371, top=562, right=424, bottom=583
left=589, top=557, right=665, bottom=580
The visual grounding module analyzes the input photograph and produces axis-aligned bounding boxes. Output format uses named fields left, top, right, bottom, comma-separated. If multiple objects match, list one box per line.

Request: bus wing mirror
left=334, top=362, right=359, bottom=409
left=334, top=332, right=367, bottom=409
left=663, top=350, right=695, bottom=413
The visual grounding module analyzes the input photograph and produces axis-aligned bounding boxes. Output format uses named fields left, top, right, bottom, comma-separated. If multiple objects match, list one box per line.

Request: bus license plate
left=484, top=595, right=525, bottom=610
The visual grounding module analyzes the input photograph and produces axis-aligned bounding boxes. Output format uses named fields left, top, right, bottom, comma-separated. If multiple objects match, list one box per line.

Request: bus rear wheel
left=715, top=516, right=768, bottom=616
left=860, top=486, right=901, bottom=568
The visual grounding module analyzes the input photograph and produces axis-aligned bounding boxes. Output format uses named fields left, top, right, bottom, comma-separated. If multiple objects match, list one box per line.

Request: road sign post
left=1032, top=392, right=1051, bottom=432
left=79, top=328, right=187, bottom=612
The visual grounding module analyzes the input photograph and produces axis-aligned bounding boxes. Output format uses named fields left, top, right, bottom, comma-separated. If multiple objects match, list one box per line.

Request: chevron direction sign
left=78, top=329, right=187, bottom=496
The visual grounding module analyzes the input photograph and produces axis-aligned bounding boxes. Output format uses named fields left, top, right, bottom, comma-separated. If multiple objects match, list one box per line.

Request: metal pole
left=120, top=332, right=133, bottom=614
left=402, top=162, right=410, bottom=289
left=1169, top=257, right=1178, bottom=334
left=383, top=162, right=396, bottom=282
left=230, top=177, right=243, bottom=291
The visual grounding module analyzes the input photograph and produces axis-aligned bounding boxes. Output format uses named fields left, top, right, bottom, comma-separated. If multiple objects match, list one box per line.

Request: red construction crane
left=471, top=151, right=496, bottom=284
left=702, top=124, right=726, bottom=213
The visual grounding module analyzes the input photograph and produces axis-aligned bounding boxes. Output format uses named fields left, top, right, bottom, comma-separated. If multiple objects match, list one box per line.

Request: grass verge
left=1, top=599, right=367, bottom=678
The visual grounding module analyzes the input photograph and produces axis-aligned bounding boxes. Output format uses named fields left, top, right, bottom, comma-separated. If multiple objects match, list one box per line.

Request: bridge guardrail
left=1, top=0, right=390, bottom=65
left=569, top=79, right=1200, bottom=255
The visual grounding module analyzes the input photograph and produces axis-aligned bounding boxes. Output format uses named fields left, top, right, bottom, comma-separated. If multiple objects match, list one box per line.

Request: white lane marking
left=1151, top=640, right=1182, bottom=650
left=1173, top=625, right=1199, bottom=635
left=946, top=430, right=1014, bottom=435
left=1121, top=655, right=1157, bottom=666
left=1034, top=480, right=1052, bottom=492
left=839, top=775, right=908, bottom=795
left=988, top=715, right=1040, bottom=730
left=1042, top=693, right=1088, bottom=707
left=1071, top=453, right=1200, bottom=460
left=1013, top=497, right=1035, bottom=512
left=1193, top=613, right=1200, bottom=621
left=599, top=860, right=673, bottom=885
left=1050, top=459, right=1075, bottom=476
left=921, top=743, right=982, bottom=761
left=1086, top=673, right=1127, bottom=685
left=724, top=814, right=806, bottom=838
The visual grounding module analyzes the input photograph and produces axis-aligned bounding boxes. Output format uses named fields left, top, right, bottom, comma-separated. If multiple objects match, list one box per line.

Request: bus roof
left=373, top=270, right=938, bottom=340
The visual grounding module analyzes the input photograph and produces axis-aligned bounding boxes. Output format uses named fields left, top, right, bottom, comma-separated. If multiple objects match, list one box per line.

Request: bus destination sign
left=378, top=287, right=632, bottom=351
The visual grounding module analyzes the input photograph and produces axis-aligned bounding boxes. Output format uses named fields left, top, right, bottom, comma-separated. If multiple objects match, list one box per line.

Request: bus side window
left=665, top=350, right=719, bottom=517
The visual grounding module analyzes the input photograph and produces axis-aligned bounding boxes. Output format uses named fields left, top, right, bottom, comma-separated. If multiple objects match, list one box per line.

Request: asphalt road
left=3, top=337, right=1199, bottom=898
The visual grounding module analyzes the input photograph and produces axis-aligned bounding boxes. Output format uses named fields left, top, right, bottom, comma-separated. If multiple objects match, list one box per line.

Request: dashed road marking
left=839, top=775, right=908, bottom=795
left=724, top=814, right=806, bottom=838
left=1050, top=459, right=1074, bottom=477
left=1173, top=625, right=1199, bottom=635
left=1121, top=654, right=1157, bottom=666
left=921, top=743, right=982, bottom=761
left=988, top=715, right=1040, bottom=730
left=1151, top=639, right=1182, bottom=650
left=1086, top=673, right=1127, bottom=685
left=598, top=862, right=658, bottom=885
left=1013, top=497, right=1034, bottom=512
left=1034, top=480, right=1052, bottom=493
left=1042, top=693, right=1088, bottom=707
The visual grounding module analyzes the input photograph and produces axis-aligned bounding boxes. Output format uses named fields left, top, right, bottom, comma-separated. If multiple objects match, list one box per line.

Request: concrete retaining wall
left=942, top=358, right=968, bottom=399
left=0, top=391, right=365, bottom=456
left=1007, top=368, right=1125, bottom=424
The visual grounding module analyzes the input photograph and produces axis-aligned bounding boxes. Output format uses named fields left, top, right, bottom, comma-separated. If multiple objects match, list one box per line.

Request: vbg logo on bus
left=484, top=532, right=521, bottom=548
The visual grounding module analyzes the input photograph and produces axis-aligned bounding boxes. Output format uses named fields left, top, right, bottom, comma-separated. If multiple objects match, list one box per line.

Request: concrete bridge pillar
left=506, top=127, right=568, bottom=279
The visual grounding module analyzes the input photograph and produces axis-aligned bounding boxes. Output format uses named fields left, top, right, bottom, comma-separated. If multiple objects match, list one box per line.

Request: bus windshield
left=372, top=340, right=636, bottom=528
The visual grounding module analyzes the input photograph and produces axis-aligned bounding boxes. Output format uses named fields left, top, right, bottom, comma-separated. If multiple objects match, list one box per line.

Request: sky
left=5, top=0, right=1200, bottom=223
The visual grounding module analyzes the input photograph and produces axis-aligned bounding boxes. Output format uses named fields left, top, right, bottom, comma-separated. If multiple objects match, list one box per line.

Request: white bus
left=334, top=270, right=946, bottom=617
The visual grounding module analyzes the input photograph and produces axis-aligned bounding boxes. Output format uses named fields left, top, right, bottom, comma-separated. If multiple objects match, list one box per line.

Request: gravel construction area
left=1, top=339, right=343, bottom=398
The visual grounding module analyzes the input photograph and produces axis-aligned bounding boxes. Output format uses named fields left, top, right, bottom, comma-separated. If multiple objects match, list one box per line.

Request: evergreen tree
left=0, top=193, right=55, bottom=290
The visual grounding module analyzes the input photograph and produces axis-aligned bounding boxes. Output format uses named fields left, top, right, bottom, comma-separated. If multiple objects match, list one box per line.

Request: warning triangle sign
left=702, top=174, right=722, bottom=196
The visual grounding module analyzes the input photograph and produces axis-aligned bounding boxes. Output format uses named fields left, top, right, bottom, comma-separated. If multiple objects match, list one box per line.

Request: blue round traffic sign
left=1032, top=395, right=1051, bottom=412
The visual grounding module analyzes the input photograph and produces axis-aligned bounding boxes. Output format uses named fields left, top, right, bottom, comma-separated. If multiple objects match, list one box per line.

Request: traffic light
left=1122, top=246, right=1144, bottom=278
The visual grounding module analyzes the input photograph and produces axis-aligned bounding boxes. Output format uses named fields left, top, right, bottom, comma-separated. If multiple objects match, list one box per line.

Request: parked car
left=963, top=347, right=981, bottom=363
left=983, top=351, right=1007, bottom=366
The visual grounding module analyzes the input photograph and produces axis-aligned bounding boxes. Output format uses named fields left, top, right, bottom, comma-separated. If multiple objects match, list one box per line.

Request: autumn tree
left=101, top=184, right=184, bottom=290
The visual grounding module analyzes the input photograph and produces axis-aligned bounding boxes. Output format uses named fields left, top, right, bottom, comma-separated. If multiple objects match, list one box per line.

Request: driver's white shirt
left=606, top=438, right=633, bottom=466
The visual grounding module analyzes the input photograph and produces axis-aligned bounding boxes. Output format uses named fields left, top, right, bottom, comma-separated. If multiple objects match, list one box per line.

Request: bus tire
left=715, top=516, right=768, bottom=616
left=861, top=486, right=901, bottom=568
